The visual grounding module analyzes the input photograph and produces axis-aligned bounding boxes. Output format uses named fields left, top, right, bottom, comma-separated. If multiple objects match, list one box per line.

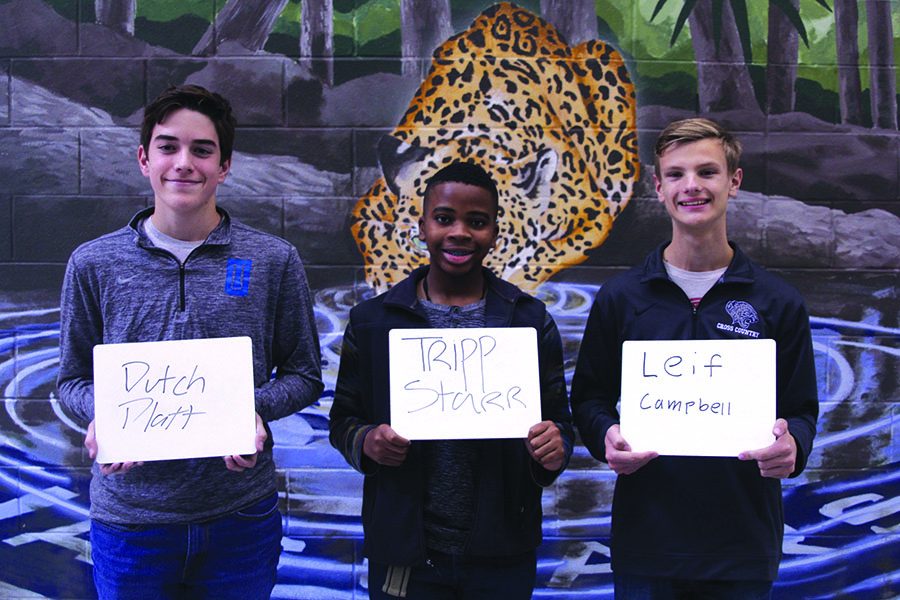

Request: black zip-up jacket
left=329, top=266, right=574, bottom=565
left=571, top=242, right=818, bottom=581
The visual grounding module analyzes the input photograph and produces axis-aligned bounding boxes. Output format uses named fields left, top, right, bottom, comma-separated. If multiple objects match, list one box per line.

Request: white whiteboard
left=92, top=336, right=257, bottom=463
left=389, top=327, right=542, bottom=440
left=620, top=338, right=776, bottom=456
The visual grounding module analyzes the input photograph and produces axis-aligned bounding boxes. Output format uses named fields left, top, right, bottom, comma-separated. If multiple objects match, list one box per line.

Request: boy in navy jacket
left=571, top=118, right=818, bottom=599
left=329, top=161, right=574, bottom=599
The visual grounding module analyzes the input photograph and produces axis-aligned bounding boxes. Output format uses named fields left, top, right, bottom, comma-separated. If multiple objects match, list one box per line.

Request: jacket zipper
left=144, top=247, right=186, bottom=313
left=177, top=246, right=206, bottom=313
left=179, top=262, right=186, bottom=311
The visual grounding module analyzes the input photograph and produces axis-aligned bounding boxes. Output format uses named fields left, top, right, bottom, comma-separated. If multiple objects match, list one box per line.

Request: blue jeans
left=368, top=550, right=536, bottom=599
left=90, top=493, right=282, bottom=600
left=613, top=571, right=773, bottom=600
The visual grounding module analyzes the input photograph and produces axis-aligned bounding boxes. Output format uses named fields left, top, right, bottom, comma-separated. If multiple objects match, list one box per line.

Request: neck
left=665, top=229, right=732, bottom=272
left=151, top=205, right=220, bottom=242
left=421, top=268, right=487, bottom=306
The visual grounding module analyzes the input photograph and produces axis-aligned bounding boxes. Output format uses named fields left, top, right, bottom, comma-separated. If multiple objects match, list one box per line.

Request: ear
left=377, top=135, right=431, bottom=197
left=417, top=216, right=426, bottom=241
left=218, top=159, right=231, bottom=183
left=137, top=145, right=150, bottom=177
left=729, top=167, right=743, bottom=197
left=653, top=174, right=663, bottom=202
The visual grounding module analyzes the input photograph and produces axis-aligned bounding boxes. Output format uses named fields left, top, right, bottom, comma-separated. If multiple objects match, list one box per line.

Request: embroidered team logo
left=716, top=300, right=761, bottom=338
left=225, top=258, right=252, bottom=297
left=726, top=300, right=759, bottom=328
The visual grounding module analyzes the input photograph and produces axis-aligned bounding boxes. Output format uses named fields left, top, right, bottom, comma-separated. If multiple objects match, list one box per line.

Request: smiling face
left=138, top=108, right=230, bottom=235
left=654, top=137, right=742, bottom=236
left=418, top=181, right=499, bottom=283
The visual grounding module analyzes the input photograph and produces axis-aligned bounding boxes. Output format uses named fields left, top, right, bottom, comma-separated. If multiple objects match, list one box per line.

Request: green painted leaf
left=671, top=0, right=699, bottom=46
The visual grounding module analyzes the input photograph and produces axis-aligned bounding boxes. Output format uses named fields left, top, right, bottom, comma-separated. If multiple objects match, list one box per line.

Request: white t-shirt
left=142, top=217, right=207, bottom=264
left=664, top=261, right=727, bottom=309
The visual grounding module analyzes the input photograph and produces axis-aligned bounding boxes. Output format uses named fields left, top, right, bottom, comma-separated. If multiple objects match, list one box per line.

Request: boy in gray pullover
left=57, top=85, right=323, bottom=599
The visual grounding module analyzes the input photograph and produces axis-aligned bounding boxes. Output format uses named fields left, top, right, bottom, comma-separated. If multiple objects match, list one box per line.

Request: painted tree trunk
left=400, top=0, right=452, bottom=78
left=540, top=0, right=597, bottom=45
left=94, top=0, right=135, bottom=36
left=765, top=0, right=799, bottom=114
left=688, top=0, right=761, bottom=113
left=300, top=0, right=334, bottom=85
left=865, top=0, right=898, bottom=129
left=834, top=0, right=863, bottom=125
left=193, top=0, right=288, bottom=55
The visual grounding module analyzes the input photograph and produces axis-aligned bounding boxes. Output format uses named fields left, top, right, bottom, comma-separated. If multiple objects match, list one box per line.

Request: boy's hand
left=525, top=420, right=565, bottom=472
left=85, top=420, right=143, bottom=475
left=605, top=424, right=658, bottom=475
left=224, top=413, right=267, bottom=472
left=738, top=418, right=797, bottom=479
left=363, top=424, right=410, bottom=466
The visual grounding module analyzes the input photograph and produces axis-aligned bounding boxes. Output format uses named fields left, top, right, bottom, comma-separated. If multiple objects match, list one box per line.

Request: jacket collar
left=641, top=241, right=755, bottom=284
left=382, top=265, right=524, bottom=313
left=128, top=206, right=233, bottom=249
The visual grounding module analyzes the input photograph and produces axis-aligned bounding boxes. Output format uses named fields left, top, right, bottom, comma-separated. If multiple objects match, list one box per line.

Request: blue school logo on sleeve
left=225, top=258, right=252, bottom=296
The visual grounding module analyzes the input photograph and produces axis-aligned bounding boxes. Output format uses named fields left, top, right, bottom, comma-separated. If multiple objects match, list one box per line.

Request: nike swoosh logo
left=116, top=275, right=136, bottom=284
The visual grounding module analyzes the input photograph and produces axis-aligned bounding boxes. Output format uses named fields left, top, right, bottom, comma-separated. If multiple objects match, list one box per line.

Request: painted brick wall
left=0, top=1, right=897, bottom=598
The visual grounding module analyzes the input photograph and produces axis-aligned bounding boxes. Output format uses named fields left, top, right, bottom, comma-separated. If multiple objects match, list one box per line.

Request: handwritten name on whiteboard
left=389, top=327, right=542, bottom=440
left=92, top=336, right=257, bottom=463
left=620, top=339, right=776, bottom=457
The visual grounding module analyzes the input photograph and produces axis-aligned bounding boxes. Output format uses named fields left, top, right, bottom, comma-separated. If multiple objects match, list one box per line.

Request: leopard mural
left=352, top=2, right=639, bottom=293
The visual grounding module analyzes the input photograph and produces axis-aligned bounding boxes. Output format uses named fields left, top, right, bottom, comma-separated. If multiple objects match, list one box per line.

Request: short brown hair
left=141, top=85, right=236, bottom=166
left=654, top=118, right=742, bottom=177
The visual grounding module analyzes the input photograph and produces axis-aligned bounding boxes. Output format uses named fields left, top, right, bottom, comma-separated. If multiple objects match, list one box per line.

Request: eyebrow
left=152, top=134, right=218, bottom=147
left=431, top=206, right=492, bottom=217
left=664, top=161, right=721, bottom=172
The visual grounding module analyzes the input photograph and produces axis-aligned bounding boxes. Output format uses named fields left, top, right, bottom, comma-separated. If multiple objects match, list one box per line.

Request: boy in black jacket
left=329, top=161, right=574, bottom=599
left=571, top=118, right=818, bottom=599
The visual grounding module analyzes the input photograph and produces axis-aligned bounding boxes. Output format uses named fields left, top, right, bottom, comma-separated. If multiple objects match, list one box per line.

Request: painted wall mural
left=353, top=3, right=639, bottom=292
left=0, top=0, right=898, bottom=598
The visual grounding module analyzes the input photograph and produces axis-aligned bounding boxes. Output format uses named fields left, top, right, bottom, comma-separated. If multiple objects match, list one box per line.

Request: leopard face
left=352, top=2, right=639, bottom=293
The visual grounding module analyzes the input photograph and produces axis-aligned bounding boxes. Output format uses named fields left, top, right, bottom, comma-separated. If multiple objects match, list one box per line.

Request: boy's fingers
left=528, top=421, right=551, bottom=438
left=772, top=418, right=789, bottom=438
left=387, top=429, right=410, bottom=446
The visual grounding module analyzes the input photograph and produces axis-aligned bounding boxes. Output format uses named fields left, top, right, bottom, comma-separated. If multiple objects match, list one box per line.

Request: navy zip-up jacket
left=571, top=242, right=818, bottom=581
left=329, top=266, right=574, bottom=565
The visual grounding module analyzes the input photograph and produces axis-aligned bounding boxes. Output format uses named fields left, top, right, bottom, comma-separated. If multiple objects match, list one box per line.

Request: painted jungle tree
left=687, top=0, right=760, bottom=112
left=865, top=0, right=897, bottom=129
left=766, top=0, right=799, bottom=113
left=652, top=0, right=831, bottom=114
left=401, top=0, right=452, bottom=77
left=540, top=0, right=598, bottom=45
left=300, top=0, right=334, bottom=85
left=95, top=0, right=135, bottom=35
left=833, top=0, right=863, bottom=124
left=193, top=0, right=289, bottom=55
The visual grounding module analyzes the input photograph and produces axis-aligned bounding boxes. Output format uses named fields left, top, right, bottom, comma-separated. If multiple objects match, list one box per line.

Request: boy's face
left=418, top=181, right=499, bottom=279
left=137, top=108, right=229, bottom=219
left=654, top=138, right=742, bottom=234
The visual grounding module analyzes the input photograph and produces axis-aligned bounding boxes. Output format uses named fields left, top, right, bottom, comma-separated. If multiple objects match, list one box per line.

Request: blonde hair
left=654, top=118, right=742, bottom=177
